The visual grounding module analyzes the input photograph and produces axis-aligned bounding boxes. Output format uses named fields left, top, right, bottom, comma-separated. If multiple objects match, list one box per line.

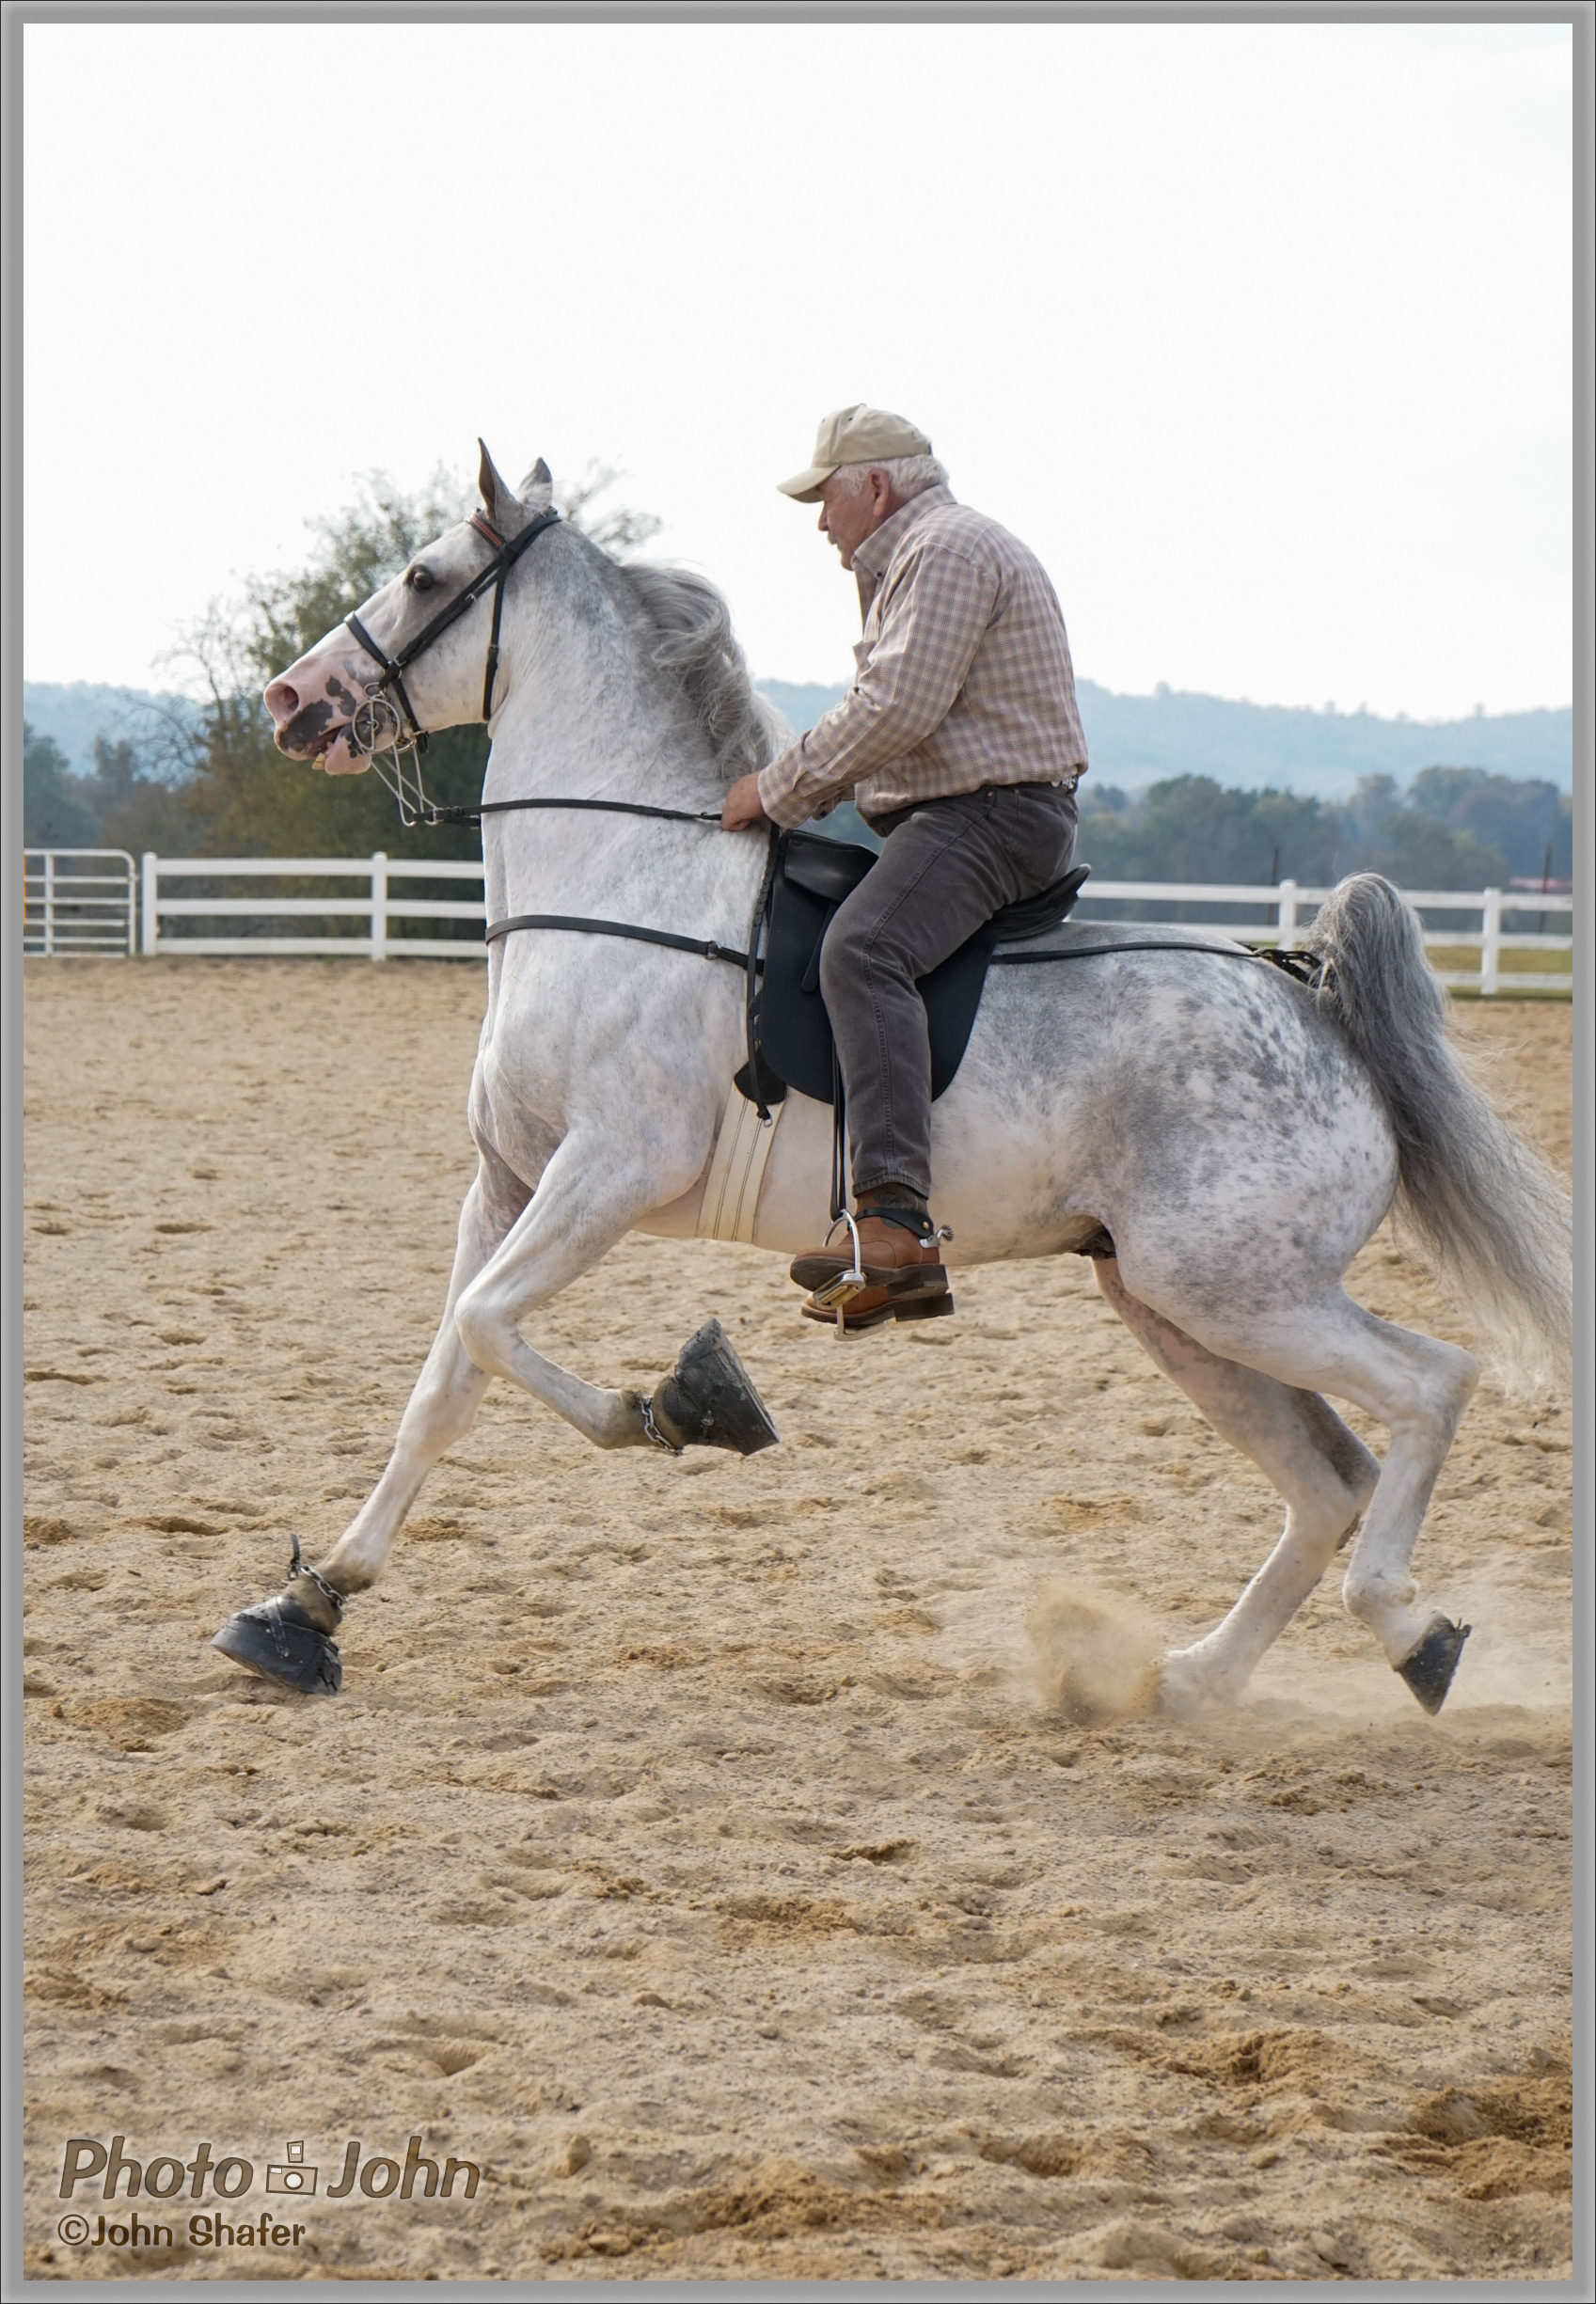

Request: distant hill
left=1070, top=684, right=1572, bottom=799
left=24, top=675, right=1572, bottom=803
left=23, top=682, right=203, bottom=778
left=755, top=679, right=1572, bottom=799
left=756, top=681, right=851, bottom=740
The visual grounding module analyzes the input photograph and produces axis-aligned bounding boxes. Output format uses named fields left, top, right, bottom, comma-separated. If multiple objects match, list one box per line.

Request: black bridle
left=344, top=505, right=562, bottom=759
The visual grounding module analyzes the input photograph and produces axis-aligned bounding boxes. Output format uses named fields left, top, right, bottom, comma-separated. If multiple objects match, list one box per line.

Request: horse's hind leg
left=1095, top=1257, right=1381, bottom=1709
left=1111, top=1258, right=1479, bottom=1712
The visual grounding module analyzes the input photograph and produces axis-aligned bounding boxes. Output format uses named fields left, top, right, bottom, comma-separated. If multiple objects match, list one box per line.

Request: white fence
left=23, top=849, right=136, bottom=955
left=137, top=853, right=485, bottom=960
left=1071, top=876, right=1573, bottom=996
left=17, top=851, right=1574, bottom=996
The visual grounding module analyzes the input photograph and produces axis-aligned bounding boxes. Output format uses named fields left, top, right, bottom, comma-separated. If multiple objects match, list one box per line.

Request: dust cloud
left=1026, top=1584, right=1164, bottom=1725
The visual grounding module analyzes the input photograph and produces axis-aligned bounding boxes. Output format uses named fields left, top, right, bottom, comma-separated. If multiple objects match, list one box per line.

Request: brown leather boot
left=789, top=1193, right=953, bottom=1331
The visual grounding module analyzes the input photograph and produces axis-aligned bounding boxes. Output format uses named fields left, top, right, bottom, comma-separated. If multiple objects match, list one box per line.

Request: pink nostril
left=273, top=684, right=299, bottom=717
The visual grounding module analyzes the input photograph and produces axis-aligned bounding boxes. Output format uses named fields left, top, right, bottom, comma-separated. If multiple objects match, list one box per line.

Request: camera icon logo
left=265, top=2141, right=318, bottom=2196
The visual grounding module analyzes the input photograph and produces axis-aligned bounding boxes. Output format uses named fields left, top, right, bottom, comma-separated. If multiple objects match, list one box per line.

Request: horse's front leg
left=451, top=1131, right=778, bottom=1458
left=212, top=1153, right=529, bottom=1693
left=318, top=1160, right=535, bottom=1596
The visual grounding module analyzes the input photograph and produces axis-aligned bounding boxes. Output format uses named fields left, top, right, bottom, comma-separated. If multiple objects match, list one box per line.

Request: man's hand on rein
left=721, top=772, right=768, bottom=831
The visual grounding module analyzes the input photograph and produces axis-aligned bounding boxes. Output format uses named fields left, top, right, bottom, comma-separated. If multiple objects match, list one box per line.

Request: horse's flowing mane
left=618, top=560, right=787, bottom=785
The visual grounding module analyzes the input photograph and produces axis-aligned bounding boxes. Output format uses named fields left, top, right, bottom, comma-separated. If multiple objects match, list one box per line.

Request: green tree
left=164, top=463, right=662, bottom=884
left=556, top=460, right=663, bottom=560
left=1074, top=771, right=1513, bottom=914
left=166, top=469, right=487, bottom=868
left=1351, top=807, right=1507, bottom=891
left=1406, top=767, right=1571, bottom=880
left=1335, top=773, right=1508, bottom=884
left=86, top=734, right=204, bottom=857
left=1078, top=776, right=1347, bottom=887
left=23, top=723, right=99, bottom=847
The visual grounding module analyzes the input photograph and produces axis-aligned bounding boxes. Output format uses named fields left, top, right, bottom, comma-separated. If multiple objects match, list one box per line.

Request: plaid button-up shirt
left=755, top=485, right=1089, bottom=829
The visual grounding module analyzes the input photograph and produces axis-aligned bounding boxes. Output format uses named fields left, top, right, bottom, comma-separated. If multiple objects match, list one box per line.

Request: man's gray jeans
left=818, top=780, right=1079, bottom=1205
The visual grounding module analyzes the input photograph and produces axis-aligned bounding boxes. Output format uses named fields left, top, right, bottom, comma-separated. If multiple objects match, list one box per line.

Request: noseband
left=342, top=506, right=561, bottom=815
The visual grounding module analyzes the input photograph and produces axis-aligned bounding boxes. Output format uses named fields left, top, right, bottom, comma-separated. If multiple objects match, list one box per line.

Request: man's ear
left=517, top=456, right=554, bottom=512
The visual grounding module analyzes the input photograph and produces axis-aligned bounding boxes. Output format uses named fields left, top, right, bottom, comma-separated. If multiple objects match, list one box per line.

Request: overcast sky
left=24, top=18, right=1572, bottom=718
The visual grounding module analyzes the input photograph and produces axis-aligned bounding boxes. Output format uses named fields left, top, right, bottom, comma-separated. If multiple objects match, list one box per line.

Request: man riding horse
left=721, top=403, right=1090, bottom=1328
left=215, top=422, right=1563, bottom=1714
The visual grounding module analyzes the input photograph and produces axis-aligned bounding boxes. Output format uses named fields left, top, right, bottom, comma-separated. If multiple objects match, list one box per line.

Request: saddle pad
left=753, top=831, right=1089, bottom=1108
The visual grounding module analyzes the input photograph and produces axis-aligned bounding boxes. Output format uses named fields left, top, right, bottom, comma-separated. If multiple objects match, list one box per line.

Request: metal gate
left=23, top=850, right=137, bottom=955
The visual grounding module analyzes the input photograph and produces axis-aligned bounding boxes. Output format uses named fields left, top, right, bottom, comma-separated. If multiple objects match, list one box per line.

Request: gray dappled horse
left=214, top=444, right=1572, bottom=1719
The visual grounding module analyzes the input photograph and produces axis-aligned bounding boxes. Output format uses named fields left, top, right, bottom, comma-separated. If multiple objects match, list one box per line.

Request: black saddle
left=740, top=828, right=1090, bottom=1108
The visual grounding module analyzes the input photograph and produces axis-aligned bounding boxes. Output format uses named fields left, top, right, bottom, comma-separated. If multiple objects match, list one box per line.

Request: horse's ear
left=518, top=457, right=554, bottom=509
left=477, top=439, right=523, bottom=531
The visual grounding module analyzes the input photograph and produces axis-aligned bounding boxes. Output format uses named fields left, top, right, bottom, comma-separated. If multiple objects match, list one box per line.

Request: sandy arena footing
left=23, top=960, right=1572, bottom=2281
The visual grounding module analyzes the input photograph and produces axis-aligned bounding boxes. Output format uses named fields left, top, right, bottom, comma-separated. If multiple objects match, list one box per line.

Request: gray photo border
left=4, top=4, right=1589, bottom=2301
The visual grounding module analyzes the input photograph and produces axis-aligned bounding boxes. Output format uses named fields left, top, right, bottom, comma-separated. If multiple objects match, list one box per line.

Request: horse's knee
left=1275, top=1513, right=1350, bottom=1582
left=1341, top=1554, right=1416, bottom=1627
left=454, top=1283, right=511, bottom=1376
left=1446, top=1350, right=1480, bottom=1432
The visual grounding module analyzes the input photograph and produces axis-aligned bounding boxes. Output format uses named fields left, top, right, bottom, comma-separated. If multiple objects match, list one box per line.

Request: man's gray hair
left=834, top=452, right=949, bottom=502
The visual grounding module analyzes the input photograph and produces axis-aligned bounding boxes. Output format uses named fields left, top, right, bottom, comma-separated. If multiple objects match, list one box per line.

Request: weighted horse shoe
left=1395, top=1614, right=1472, bottom=1715
left=646, top=1318, right=780, bottom=1455
left=212, top=1593, right=343, bottom=1697
left=213, top=1536, right=345, bottom=1696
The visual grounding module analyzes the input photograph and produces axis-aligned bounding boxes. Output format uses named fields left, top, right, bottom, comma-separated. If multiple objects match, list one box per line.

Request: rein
left=342, top=529, right=1323, bottom=998
left=483, top=910, right=758, bottom=970
left=439, top=795, right=725, bottom=829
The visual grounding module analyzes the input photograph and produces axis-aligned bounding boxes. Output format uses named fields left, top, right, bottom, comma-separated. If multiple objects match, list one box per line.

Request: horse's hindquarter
left=889, top=950, right=1396, bottom=1284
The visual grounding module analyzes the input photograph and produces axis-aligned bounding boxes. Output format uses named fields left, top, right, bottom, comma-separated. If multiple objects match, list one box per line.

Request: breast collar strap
left=344, top=505, right=561, bottom=745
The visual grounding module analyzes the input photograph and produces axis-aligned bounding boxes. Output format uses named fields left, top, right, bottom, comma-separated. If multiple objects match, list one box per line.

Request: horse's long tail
left=1307, top=873, right=1572, bottom=1389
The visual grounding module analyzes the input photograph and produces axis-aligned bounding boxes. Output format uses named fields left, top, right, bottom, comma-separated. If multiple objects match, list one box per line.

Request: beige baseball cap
left=778, top=403, right=934, bottom=501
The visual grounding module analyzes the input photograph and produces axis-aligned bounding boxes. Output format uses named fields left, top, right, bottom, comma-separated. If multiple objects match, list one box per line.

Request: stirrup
left=807, top=1211, right=867, bottom=1332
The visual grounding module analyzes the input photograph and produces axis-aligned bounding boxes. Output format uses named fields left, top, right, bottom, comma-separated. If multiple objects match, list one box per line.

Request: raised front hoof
left=650, top=1318, right=779, bottom=1455
left=213, top=1598, right=342, bottom=1696
left=1395, top=1614, right=1472, bottom=1715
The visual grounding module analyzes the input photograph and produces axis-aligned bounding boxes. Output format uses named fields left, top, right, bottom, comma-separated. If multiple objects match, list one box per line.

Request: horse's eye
left=407, top=565, right=436, bottom=593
